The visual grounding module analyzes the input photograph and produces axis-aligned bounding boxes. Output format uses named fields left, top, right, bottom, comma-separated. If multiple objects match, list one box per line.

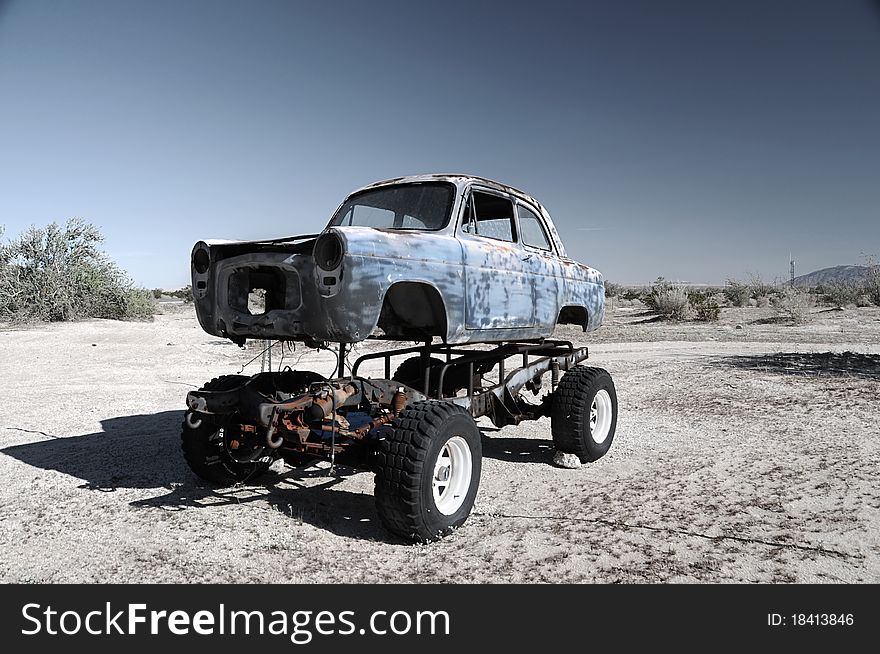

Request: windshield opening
left=328, top=182, right=455, bottom=231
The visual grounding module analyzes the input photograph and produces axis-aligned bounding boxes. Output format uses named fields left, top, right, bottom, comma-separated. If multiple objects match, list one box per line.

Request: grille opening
left=228, top=267, right=287, bottom=316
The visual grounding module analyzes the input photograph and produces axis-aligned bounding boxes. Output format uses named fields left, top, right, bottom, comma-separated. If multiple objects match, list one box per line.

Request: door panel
left=519, top=249, right=560, bottom=329
left=515, top=203, right=561, bottom=329
left=461, top=236, right=535, bottom=329
left=460, top=190, right=535, bottom=329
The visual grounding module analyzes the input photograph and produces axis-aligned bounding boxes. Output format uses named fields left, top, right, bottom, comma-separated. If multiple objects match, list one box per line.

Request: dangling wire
left=277, top=341, right=295, bottom=372
left=237, top=339, right=280, bottom=374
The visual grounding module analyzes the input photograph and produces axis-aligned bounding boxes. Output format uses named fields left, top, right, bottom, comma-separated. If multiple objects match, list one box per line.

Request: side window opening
left=461, top=191, right=516, bottom=242
left=517, top=204, right=552, bottom=251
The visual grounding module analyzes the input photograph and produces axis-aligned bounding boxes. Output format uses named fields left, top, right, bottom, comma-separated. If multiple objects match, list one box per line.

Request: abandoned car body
left=190, top=174, right=605, bottom=346
left=183, top=175, right=617, bottom=542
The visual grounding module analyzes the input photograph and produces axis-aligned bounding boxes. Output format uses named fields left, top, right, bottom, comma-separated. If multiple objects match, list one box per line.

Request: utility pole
left=790, top=253, right=795, bottom=287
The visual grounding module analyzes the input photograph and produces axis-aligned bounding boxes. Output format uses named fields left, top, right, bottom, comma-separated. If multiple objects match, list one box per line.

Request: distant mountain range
left=792, top=265, right=869, bottom=287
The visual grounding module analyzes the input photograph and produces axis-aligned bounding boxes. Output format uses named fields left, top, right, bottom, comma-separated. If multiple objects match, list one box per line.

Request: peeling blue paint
left=191, top=175, right=604, bottom=345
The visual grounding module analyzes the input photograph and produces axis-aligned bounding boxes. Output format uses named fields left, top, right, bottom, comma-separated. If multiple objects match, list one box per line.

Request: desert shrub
left=152, top=288, right=164, bottom=299
left=603, top=280, right=623, bottom=298
left=771, top=286, right=812, bottom=324
left=756, top=295, right=770, bottom=308
left=168, top=285, right=193, bottom=303
left=644, top=277, right=693, bottom=320
left=687, top=289, right=721, bottom=321
left=864, top=257, right=880, bottom=306
left=747, top=273, right=775, bottom=300
left=723, top=279, right=751, bottom=307
left=621, top=287, right=644, bottom=301
left=0, top=228, right=17, bottom=319
left=0, top=219, right=155, bottom=322
left=640, top=277, right=668, bottom=310
left=821, top=280, right=861, bottom=309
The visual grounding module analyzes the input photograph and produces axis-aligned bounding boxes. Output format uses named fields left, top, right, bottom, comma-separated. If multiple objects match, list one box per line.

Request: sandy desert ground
left=1, top=304, right=878, bottom=583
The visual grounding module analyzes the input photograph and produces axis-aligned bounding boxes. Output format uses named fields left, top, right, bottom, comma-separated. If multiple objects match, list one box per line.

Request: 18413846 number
left=768, top=613, right=854, bottom=627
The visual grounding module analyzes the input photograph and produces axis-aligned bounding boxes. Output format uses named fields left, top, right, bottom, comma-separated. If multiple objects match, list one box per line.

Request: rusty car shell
left=191, top=174, right=605, bottom=346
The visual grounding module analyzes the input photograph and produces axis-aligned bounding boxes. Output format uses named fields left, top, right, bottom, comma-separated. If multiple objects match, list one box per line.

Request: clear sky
left=1, top=0, right=878, bottom=287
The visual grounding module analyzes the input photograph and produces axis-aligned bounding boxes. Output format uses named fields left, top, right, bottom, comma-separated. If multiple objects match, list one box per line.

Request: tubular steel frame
left=351, top=339, right=588, bottom=422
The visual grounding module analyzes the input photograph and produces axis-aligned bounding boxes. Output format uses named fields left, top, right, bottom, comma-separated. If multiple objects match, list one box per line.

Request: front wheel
left=551, top=366, right=618, bottom=463
left=374, top=400, right=482, bottom=542
left=181, top=375, right=273, bottom=485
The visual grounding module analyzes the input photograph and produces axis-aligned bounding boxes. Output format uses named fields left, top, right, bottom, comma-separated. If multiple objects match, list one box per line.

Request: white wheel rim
left=432, top=435, right=473, bottom=515
left=590, top=389, right=613, bottom=445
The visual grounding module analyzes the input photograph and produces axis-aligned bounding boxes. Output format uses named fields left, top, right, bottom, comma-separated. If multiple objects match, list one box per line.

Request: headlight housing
left=193, top=246, right=210, bottom=274
left=313, top=231, right=344, bottom=270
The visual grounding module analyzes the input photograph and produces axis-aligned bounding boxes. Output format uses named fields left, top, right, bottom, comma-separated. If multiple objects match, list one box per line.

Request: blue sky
left=1, top=0, right=878, bottom=287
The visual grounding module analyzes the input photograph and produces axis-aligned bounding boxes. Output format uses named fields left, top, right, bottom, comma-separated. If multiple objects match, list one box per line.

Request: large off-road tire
left=551, top=366, right=618, bottom=463
left=181, top=375, right=273, bottom=486
left=374, top=400, right=482, bottom=542
left=392, top=356, right=463, bottom=397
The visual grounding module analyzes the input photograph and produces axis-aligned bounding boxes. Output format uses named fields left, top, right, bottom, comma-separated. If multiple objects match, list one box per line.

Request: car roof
left=343, top=173, right=568, bottom=258
left=353, top=174, right=546, bottom=211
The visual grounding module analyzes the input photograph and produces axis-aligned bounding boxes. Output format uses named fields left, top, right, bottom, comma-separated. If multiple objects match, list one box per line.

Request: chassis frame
left=185, top=339, right=589, bottom=470
left=350, top=339, right=588, bottom=426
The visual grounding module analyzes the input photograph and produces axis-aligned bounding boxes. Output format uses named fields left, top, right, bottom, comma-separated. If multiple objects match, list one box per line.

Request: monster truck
left=183, top=174, right=617, bottom=541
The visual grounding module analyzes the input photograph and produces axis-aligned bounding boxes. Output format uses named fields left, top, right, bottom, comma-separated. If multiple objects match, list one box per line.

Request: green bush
left=0, top=219, right=155, bottom=322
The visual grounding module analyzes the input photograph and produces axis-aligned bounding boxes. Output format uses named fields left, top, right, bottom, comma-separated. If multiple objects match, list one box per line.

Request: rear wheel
left=551, top=366, right=618, bottom=463
left=181, top=375, right=273, bottom=485
left=374, top=400, right=481, bottom=542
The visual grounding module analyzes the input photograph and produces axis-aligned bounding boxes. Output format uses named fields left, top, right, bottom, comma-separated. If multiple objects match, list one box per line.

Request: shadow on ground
left=714, top=351, right=880, bottom=379
left=2, top=411, right=561, bottom=541
left=0, top=411, right=393, bottom=542
left=481, top=434, right=555, bottom=464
